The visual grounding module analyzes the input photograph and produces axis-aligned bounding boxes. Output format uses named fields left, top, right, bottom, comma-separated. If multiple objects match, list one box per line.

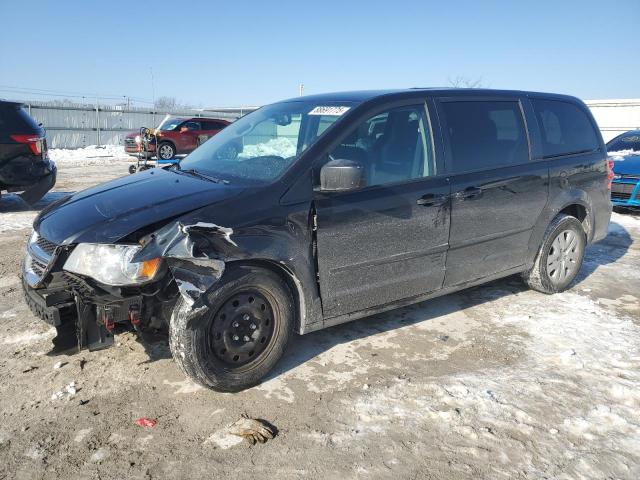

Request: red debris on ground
left=134, top=417, right=157, bottom=428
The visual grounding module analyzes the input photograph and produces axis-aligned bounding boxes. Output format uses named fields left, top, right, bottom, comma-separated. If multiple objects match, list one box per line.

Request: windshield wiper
left=171, top=166, right=229, bottom=184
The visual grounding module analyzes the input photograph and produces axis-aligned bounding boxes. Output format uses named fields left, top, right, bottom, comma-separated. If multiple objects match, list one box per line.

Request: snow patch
left=89, top=447, right=110, bottom=463
left=335, top=288, right=640, bottom=479
left=0, top=211, right=37, bottom=233
left=3, top=329, right=54, bottom=345
left=204, top=429, right=244, bottom=449
left=74, top=428, right=92, bottom=443
left=163, top=378, right=204, bottom=394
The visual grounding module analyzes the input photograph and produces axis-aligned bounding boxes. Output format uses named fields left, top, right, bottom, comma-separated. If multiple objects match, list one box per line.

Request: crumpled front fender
left=133, top=221, right=236, bottom=309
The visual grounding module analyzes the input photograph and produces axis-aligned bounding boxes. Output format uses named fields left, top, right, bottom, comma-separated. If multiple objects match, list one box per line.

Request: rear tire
left=523, top=214, right=586, bottom=294
left=169, top=266, right=294, bottom=392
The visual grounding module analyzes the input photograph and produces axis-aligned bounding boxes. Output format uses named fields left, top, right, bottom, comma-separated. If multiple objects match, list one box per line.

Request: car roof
left=279, top=88, right=582, bottom=104
left=0, top=99, right=23, bottom=108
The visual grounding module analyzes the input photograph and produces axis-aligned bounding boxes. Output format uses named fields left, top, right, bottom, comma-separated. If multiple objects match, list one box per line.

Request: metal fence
left=585, top=99, right=640, bottom=142
left=23, top=101, right=256, bottom=149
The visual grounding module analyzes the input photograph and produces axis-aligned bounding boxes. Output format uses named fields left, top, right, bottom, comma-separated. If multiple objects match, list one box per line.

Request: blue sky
left=0, top=0, right=638, bottom=107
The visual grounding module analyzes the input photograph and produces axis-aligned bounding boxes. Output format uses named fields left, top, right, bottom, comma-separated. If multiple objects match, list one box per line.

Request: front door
left=179, top=121, right=201, bottom=152
left=436, top=98, right=549, bottom=286
left=314, top=102, right=451, bottom=318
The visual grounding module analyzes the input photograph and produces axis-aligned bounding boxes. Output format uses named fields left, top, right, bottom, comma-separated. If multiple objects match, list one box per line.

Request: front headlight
left=64, top=244, right=161, bottom=286
left=134, top=135, right=142, bottom=144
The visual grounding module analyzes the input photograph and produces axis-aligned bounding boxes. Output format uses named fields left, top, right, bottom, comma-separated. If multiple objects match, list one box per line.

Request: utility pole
left=150, top=67, right=156, bottom=126
left=95, top=95, right=101, bottom=147
left=299, top=83, right=304, bottom=96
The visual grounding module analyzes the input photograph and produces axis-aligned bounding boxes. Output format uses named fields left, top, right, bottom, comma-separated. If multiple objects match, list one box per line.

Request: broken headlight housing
left=64, top=244, right=161, bottom=286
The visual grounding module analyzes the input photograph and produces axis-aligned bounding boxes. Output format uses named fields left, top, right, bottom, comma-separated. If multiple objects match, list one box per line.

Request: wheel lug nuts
left=243, top=314, right=250, bottom=321
left=250, top=323, right=256, bottom=330
left=243, top=335, right=250, bottom=342
left=233, top=335, right=239, bottom=341
left=232, top=322, right=239, bottom=328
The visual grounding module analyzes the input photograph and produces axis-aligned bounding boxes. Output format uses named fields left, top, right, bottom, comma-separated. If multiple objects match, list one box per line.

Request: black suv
left=0, top=100, right=56, bottom=204
left=22, top=89, right=612, bottom=391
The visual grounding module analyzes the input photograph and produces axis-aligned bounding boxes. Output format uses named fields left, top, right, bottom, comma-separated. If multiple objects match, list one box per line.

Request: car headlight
left=64, top=244, right=161, bottom=286
left=134, top=135, right=142, bottom=144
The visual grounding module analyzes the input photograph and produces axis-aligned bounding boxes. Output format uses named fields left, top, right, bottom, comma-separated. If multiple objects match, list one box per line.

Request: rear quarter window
left=0, top=105, right=41, bottom=133
left=532, top=99, right=599, bottom=158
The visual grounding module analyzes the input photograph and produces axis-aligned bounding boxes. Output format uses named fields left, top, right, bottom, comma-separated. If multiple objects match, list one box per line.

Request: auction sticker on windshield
left=308, top=106, right=350, bottom=116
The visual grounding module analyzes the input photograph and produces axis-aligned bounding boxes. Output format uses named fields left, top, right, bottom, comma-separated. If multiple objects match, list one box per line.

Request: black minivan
left=0, top=100, right=56, bottom=204
left=22, top=89, right=612, bottom=391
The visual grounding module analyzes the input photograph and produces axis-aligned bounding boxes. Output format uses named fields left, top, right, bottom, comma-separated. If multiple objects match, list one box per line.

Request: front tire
left=169, top=266, right=294, bottom=392
left=523, top=214, right=586, bottom=294
left=157, top=142, right=175, bottom=160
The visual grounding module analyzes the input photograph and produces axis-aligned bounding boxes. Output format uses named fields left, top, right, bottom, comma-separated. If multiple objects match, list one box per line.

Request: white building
left=585, top=99, right=640, bottom=142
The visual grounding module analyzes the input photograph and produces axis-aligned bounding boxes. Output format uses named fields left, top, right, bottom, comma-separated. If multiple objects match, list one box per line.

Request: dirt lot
left=1, top=152, right=639, bottom=480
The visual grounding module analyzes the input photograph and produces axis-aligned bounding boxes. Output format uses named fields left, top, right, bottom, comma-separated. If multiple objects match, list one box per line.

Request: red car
left=124, top=116, right=231, bottom=160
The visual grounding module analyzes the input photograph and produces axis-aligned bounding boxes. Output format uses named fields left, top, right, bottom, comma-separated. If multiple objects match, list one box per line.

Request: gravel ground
left=0, top=152, right=639, bottom=480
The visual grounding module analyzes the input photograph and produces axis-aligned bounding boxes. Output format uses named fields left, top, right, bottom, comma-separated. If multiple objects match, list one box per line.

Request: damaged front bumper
left=22, top=220, right=235, bottom=355
left=22, top=274, right=145, bottom=354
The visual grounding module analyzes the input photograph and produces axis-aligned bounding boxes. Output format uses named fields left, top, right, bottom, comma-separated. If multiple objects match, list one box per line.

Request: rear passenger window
left=440, top=100, right=529, bottom=173
left=532, top=99, right=599, bottom=158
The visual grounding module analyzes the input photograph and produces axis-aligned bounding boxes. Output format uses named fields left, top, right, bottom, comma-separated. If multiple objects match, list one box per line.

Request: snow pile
left=49, top=145, right=130, bottom=166
left=239, top=137, right=297, bottom=159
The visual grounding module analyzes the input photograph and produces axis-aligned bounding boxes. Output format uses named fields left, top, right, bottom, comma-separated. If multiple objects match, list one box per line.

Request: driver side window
left=328, top=104, right=435, bottom=187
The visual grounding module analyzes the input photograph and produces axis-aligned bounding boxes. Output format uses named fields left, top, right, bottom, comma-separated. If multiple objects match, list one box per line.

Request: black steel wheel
left=209, top=291, right=275, bottom=367
left=169, top=266, right=294, bottom=392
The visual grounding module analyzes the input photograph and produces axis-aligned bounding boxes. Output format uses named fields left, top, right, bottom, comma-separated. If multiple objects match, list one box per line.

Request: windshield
left=158, top=117, right=185, bottom=131
left=177, top=101, right=354, bottom=183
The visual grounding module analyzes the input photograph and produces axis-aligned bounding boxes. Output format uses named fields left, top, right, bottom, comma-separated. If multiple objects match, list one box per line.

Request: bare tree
left=448, top=76, right=484, bottom=88
left=154, top=96, right=178, bottom=111
left=154, top=96, right=194, bottom=112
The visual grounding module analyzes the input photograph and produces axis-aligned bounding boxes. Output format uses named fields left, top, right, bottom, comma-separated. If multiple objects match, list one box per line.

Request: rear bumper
left=19, top=164, right=57, bottom=205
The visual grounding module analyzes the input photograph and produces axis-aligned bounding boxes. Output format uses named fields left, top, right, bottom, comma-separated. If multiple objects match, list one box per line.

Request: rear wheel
left=169, top=266, right=294, bottom=392
left=523, top=214, right=586, bottom=294
left=157, top=142, right=175, bottom=160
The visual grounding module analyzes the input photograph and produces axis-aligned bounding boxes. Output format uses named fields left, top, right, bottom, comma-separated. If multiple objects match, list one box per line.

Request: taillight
left=606, top=157, right=615, bottom=190
left=10, top=134, right=44, bottom=155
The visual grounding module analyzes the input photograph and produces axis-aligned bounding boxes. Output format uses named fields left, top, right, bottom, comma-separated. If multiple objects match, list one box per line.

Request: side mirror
left=319, top=158, right=366, bottom=192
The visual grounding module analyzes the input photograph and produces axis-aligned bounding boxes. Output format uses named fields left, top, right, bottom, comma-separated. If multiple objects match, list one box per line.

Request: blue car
left=607, top=130, right=640, bottom=207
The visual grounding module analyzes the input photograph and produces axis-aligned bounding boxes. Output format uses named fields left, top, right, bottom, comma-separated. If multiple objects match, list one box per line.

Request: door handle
left=454, top=186, right=483, bottom=200
left=417, top=193, right=448, bottom=206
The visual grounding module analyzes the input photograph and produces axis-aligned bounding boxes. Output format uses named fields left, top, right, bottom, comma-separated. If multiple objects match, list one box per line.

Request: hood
left=611, top=153, right=640, bottom=176
left=35, top=168, right=246, bottom=245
